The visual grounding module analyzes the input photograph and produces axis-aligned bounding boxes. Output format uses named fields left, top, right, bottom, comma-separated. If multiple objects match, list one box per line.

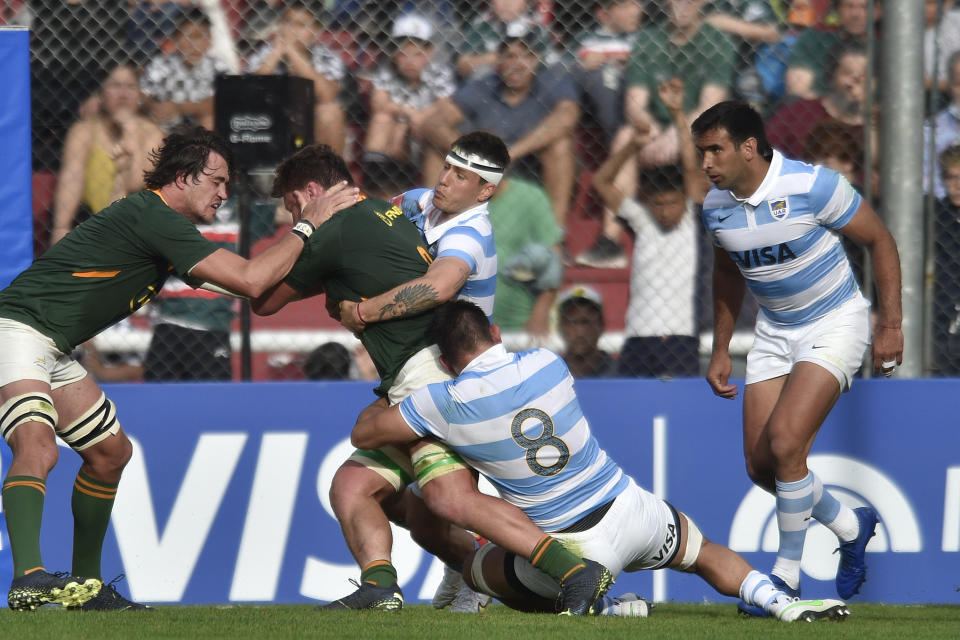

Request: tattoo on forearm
left=376, top=284, right=439, bottom=320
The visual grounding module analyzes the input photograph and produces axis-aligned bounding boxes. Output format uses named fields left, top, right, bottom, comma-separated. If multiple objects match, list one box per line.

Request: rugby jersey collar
left=733, top=150, right=783, bottom=207
left=461, top=343, right=511, bottom=374
left=424, top=201, right=489, bottom=245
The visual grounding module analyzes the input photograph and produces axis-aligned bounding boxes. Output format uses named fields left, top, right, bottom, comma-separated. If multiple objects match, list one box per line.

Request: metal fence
left=4, top=0, right=956, bottom=381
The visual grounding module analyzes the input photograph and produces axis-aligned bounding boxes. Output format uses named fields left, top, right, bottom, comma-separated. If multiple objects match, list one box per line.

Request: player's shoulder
left=702, top=187, right=737, bottom=212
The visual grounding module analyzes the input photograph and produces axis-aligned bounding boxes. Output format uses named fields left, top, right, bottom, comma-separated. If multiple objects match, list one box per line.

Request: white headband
left=445, top=148, right=504, bottom=185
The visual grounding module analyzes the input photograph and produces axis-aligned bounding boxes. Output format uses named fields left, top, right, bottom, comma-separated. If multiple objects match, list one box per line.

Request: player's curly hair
left=143, top=126, right=233, bottom=189
left=270, top=144, right=354, bottom=198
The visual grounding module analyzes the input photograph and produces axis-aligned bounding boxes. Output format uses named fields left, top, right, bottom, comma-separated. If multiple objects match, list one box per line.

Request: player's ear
left=305, top=181, right=323, bottom=199
left=490, top=323, right=502, bottom=345
left=477, top=180, right=497, bottom=203
left=439, top=355, right=455, bottom=375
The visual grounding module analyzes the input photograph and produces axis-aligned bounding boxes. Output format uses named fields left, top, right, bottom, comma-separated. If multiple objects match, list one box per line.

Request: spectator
left=703, top=1, right=782, bottom=105
left=361, top=155, right=420, bottom=199
left=924, top=51, right=960, bottom=199
left=423, top=30, right=579, bottom=231
left=592, top=79, right=708, bottom=378
left=580, top=0, right=734, bottom=268
left=933, top=145, right=960, bottom=375
left=304, top=342, right=353, bottom=379
left=785, top=0, right=871, bottom=100
left=364, top=13, right=456, bottom=184
left=566, top=0, right=645, bottom=147
left=767, top=41, right=870, bottom=170
left=623, top=0, right=737, bottom=168
left=51, top=63, right=164, bottom=245
left=74, top=339, right=144, bottom=384
left=925, top=0, right=960, bottom=94
left=456, top=0, right=556, bottom=79
left=140, top=8, right=229, bottom=131
left=488, top=177, right=563, bottom=341
left=556, top=285, right=618, bottom=378
left=245, top=1, right=349, bottom=154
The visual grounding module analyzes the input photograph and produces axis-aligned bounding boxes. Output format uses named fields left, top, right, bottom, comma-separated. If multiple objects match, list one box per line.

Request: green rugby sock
left=3, top=476, right=47, bottom=577
left=360, top=560, right=398, bottom=587
left=71, top=470, right=118, bottom=580
left=529, top=535, right=587, bottom=584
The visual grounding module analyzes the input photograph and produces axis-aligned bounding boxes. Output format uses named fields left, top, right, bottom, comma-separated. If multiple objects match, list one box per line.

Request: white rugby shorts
left=746, top=294, right=870, bottom=391
left=514, top=478, right=680, bottom=597
left=0, top=318, right=88, bottom=389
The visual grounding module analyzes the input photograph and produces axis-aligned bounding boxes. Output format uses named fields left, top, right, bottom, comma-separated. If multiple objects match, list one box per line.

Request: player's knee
left=79, top=429, right=132, bottom=479
left=767, top=431, right=803, bottom=470
left=329, top=464, right=389, bottom=515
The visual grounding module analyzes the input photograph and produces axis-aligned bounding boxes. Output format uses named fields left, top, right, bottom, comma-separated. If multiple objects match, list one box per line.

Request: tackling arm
left=351, top=398, right=419, bottom=450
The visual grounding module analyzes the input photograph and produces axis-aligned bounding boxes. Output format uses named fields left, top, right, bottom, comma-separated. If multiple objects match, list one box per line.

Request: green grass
left=3, top=603, right=958, bottom=639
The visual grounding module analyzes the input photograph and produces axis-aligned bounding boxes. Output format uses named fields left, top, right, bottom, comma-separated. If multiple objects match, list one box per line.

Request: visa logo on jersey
left=730, top=243, right=797, bottom=268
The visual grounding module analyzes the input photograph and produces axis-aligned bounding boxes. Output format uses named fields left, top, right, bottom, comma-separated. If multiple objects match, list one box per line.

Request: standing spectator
left=140, top=8, right=229, bottom=131
left=567, top=0, right=645, bottom=147
left=924, top=51, right=960, bottom=199
left=933, top=145, right=960, bottom=375
left=456, top=0, right=556, bottom=80
left=51, top=64, right=164, bottom=245
left=488, top=177, right=563, bottom=341
left=784, top=0, right=871, bottom=100
left=423, top=30, right=580, bottom=231
left=557, top=285, right=618, bottom=378
left=592, top=80, right=708, bottom=378
left=245, top=1, right=348, bottom=154
left=767, top=42, right=870, bottom=169
left=364, top=13, right=456, bottom=184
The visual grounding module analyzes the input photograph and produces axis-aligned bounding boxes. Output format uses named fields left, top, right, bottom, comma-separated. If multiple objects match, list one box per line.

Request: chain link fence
left=4, top=0, right=955, bottom=381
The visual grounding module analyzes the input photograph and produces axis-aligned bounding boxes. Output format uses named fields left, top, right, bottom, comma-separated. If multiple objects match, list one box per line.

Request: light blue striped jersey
left=393, top=188, right=497, bottom=319
left=701, top=151, right=865, bottom=326
left=399, top=344, right=629, bottom=532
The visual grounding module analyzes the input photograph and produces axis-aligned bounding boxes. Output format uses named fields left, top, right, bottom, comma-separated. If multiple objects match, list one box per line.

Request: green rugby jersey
left=0, top=191, right=217, bottom=352
left=285, top=196, right=435, bottom=396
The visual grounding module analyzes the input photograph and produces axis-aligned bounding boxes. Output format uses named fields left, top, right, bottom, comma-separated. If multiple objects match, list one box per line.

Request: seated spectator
left=924, top=51, right=960, bottom=199
left=703, top=1, right=783, bottom=105
left=456, top=0, right=556, bottom=80
left=932, top=144, right=960, bottom=375
left=623, top=0, right=737, bottom=168
left=566, top=0, right=644, bottom=147
left=766, top=41, right=869, bottom=170
left=364, top=13, right=456, bottom=184
left=925, top=0, right=960, bottom=94
left=245, top=1, right=348, bottom=154
left=140, top=8, right=230, bottom=131
left=592, top=79, right=707, bottom=378
left=51, top=63, right=164, bottom=245
left=304, top=342, right=353, bottom=379
left=784, top=0, right=871, bottom=100
left=556, top=285, right=618, bottom=378
left=488, top=177, right=563, bottom=341
left=422, top=29, right=579, bottom=230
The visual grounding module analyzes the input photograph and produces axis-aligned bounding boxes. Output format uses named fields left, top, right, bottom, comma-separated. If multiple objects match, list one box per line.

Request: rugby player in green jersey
left=0, top=127, right=357, bottom=611
left=253, top=143, right=613, bottom=615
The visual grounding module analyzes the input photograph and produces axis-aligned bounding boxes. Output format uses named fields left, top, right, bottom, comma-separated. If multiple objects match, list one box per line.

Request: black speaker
left=214, top=75, right=315, bottom=171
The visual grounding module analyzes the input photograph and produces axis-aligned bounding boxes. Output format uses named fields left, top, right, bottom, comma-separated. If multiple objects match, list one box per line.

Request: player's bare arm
left=250, top=281, right=305, bottom=316
left=837, top=201, right=904, bottom=374
left=190, top=183, right=356, bottom=297
left=707, top=246, right=746, bottom=399
left=351, top=399, right=416, bottom=450
left=340, top=257, right=470, bottom=333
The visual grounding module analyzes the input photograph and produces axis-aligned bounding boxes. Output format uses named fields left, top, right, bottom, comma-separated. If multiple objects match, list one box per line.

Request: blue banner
left=0, top=28, right=33, bottom=287
left=0, top=379, right=956, bottom=605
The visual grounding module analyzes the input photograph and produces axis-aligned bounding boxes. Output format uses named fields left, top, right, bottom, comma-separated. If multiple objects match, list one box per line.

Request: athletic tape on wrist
left=290, top=220, right=314, bottom=242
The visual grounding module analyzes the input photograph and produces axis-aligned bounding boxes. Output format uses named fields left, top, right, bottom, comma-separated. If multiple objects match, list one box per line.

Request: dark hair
left=362, top=156, right=419, bottom=199
left=303, top=342, right=351, bottom=379
left=691, top=101, right=773, bottom=162
left=641, top=164, right=684, bottom=197
left=270, top=144, right=354, bottom=198
left=430, top=300, right=492, bottom=368
left=559, top=297, right=604, bottom=321
left=804, top=121, right=862, bottom=166
left=175, top=7, right=211, bottom=33
left=143, top=126, right=233, bottom=190
left=940, top=144, right=960, bottom=176
left=825, top=39, right=867, bottom=83
left=450, top=131, right=511, bottom=180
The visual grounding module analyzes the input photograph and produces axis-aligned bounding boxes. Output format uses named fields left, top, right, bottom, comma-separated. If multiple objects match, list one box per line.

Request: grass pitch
left=2, top=602, right=958, bottom=639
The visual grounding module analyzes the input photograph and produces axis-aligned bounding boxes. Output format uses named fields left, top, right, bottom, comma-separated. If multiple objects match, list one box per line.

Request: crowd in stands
left=6, top=0, right=960, bottom=378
